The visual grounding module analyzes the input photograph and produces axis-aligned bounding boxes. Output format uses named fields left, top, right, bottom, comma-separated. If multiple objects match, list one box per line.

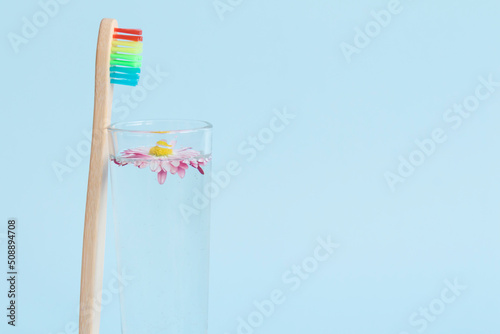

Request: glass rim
left=107, top=119, right=213, bottom=134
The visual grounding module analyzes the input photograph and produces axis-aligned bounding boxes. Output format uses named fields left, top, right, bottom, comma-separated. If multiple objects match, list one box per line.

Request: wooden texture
left=79, top=18, right=117, bottom=334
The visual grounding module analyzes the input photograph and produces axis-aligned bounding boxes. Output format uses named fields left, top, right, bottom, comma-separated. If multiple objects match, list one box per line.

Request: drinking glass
left=107, top=120, right=212, bottom=334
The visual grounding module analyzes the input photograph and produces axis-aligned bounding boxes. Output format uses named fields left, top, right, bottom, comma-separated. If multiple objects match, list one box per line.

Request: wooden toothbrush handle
left=79, top=18, right=117, bottom=334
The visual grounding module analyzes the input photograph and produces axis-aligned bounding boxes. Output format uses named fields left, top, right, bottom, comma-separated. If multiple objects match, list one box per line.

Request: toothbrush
left=79, top=18, right=142, bottom=334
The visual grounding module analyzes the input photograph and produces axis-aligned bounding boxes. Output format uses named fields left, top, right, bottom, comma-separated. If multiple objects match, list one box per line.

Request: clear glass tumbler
left=107, top=120, right=212, bottom=334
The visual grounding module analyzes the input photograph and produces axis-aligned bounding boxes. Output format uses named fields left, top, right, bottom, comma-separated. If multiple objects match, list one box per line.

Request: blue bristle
left=111, top=78, right=139, bottom=86
left=110, top=66, right=141, bottom=74
left=110, top=72, right=140, bottom=80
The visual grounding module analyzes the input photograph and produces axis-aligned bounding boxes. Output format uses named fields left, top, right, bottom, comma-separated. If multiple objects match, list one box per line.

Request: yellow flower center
left=149, top=140, right=173, bottom=157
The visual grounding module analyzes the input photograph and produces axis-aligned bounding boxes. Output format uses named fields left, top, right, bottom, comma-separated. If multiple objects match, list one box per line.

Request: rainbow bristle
left=110, top=28, right=143, bottom=86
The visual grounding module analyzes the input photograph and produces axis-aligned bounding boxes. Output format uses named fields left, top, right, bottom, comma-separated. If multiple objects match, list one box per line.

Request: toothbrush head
left=110, top=28, right=143, bottom=86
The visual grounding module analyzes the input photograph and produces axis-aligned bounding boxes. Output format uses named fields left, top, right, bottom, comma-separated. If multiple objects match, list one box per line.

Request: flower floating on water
left=111, top=140, right=210, bottom=185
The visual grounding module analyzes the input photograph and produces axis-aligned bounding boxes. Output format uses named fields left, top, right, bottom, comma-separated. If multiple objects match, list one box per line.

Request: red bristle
left=113, top=34, right=143, bottom=42
left=114, top=28, right=142, bottom=35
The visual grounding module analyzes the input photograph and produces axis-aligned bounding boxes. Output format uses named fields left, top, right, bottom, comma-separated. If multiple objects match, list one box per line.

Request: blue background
left=1, top=0, right=499, bottom=333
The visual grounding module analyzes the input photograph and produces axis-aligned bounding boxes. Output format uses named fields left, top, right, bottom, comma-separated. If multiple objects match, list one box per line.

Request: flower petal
left=134, top=160, right=148, bottom=168
left=122, top=147, right=151, bottom=159
left=157, top=170, right=167, bottom=185
left=112, top=158, right=128, bottom=166
left=179, top=161, right=189, bottom=169
left=177, top=167, right=186, bottom=178
left=150, top=160, right=160, bottom=172
left=161, top=160, right=171, bottom=173
left=171, top=165, right=178, bottom=174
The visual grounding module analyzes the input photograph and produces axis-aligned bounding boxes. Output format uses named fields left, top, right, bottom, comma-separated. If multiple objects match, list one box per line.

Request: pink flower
left=111, top=140, right=210, bottom=185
